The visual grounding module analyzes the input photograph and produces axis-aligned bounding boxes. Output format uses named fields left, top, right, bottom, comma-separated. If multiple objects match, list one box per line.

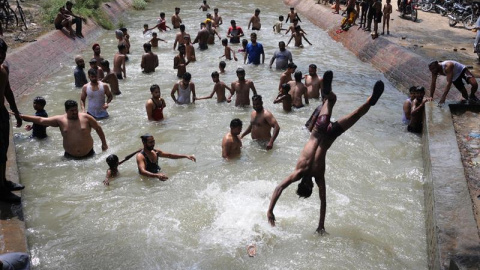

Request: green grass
left=41, top=0, right=115, bottom=30
left=132, top=0, right=147, bottom=10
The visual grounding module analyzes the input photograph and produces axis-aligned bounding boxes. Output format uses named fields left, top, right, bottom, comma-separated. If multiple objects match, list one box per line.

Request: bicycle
left=0, top=0, right=17, bottom=31
left=13, top=0, right=26, bottom=29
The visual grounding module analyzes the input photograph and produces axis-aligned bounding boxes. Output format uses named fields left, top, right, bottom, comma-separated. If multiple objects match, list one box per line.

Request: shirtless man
left=193, top=22, right=210, bottom=50
left=230, top=68, right=258, bottom=106
left=428, top=60, right=479, bottom=105
left=80, top=69, right=113, bottom=119
left=220, top=38, right=237, bottom=61
left=100, top=60, right=120, bottom=95
left=184, top=36, right=196, bottom=62
left=141, top=43, right=159, bottom=73
left=222, top=119, right=243, bottom=159
left=54, top=1, right=86, bottom=38
left=274, top=83, right=293, bottom=112
left=92, top=43, right=104, bottom=64
left=136, top=134, right=195, bottom=180
left=285, top=19, right=306, bottom=36
left=113, top=44, right=127, bottom=79
left=267, top=71, right=384, bottom=234
left=0, top=38, right=23, bottom=202
left=241, top=95, right=280, bottom=150
left=196, top=71, right=232, bottom=102
left=287, top=25, right=312, bottom=48
left=279, top=63, right=296, bottom=93
left=171, top=72, right=196, bottom=104
left=199, top=0, right=210, bottom=11
left=206, top=20, right=221, bottom=45
left=54, top=6, right=76, bottom=38
left=173, top=24, right=189, bottom=50
left=248, top=8, right=261, bottom=30
left=289, top=71, right=309, bottom=108
left=173, top=44, right=190, bottom=78
left=89, top=58, right=104, bottom=80
left=408, top=87, right=431, bottom=133
left=171, top=7, right=182, bottom=29
left=19, top=100, right=108, bottom=159
left=213, top=8, right=223, bottom=27
left=286, top=7, right=302, bottom=23
left=304, top=64, right=322, bottom=99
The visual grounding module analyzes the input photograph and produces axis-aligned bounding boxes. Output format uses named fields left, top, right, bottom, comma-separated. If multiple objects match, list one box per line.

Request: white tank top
left=177, top=82, right=191, bottom=104
left=441, top=61, right=465, bottom=82
left=87, top=82, right=109, bottom=119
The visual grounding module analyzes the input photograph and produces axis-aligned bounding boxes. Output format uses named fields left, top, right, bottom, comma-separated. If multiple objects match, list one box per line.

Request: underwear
left=407, top=125, right=422, bottom=133
left=314, top=114, right=345, bottom=138
left=452, top=68, right=473, bottom=90
left=55, top=23, right=63, bottom=30
left=252, top=27, right=260, bottom=30
left=199, top=43, right=208, bottom=50
left=116, top=73, right=123, bottom=80
left=64, top=149, right=95, bottom=160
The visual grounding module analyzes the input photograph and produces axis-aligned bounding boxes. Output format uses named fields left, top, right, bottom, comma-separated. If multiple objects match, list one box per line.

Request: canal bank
left=284, top=0, right=480, bottom=268
left=0, top=0, right=133, bottom=255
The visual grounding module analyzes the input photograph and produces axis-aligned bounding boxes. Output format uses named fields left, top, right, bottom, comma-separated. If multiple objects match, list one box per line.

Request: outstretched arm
left=303, top=35, right=312, bottom=46
left=267, top=170, right=300, bottom=226
left=158, top=150, right=196, bottom=162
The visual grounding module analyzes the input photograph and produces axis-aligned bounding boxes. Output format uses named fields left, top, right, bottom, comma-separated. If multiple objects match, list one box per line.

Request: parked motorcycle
left=448, top=2, right=471, bottom=27
left=400, top=0, right=418, bottom=21
left=436, top=0, right=456, bottom=16
left=462, top=1, right=480, bottom=30
left=421, top=0, right=441, bottom=12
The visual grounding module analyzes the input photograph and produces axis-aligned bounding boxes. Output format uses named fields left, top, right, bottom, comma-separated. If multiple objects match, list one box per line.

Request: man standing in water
left=171, top=7, right=182, bottom=29
left=304, top=64, right=322, bottom=99
left=269, top=41, right=293, bottom=70
left=248, top=8, right=261, bottom=30
left=230, top=68, right=257, bottom=106
left=244, top=33, right=264, bottom=65
left=267, top=71, right=384, bottom=234
left=0, top=38, right=24, bottom=203
left=222, top=118, right=243, bottom=159
left=227, top=20, right=244, bottom=44
left=174, top=44, right=190, bottom=78
left=428, top=60, right=479, bottom=105
left=241, top=95, right=280, bottom=150
left=80, top=69, right=113, bottom=119
left=173, top=24, right=189, bottom=50
left=141, top=43, right=159, bottom=73
left=136, top=134, right=196, bottom=180
left=18, top=100, right=108, bottom=159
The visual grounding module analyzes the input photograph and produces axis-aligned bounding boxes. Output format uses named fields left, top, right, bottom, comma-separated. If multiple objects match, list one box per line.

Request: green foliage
left=41, top=0, right=113, bottom=29
left=132, top=0, right=147, bottom=10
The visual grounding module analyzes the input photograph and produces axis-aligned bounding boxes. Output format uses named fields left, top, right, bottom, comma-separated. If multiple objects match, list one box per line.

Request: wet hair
left=255, top=8, right=260, bottom=13
left=120, top=27, right=127, bottom=33
left=250, top=32, right=257, bottom=38
left=100, top=60, right=109, bottom=69
left=33, top=96, right=46, bottom=107
left=219, top=61, right=226, bottom=69
left=160, top=12, right=165, bottom=17
left=64, top=100, right=78, bottom=111
left=222, top=38, right=228, bottom=45
left=211, top=71, right=219, bottom=78
left=279, top=15, right=284, bottom=20
left=281, top=83, right=291, bottom=93
left=143, top=43, right=152, bottom=52
left=295, top=25, right=301, bottom=31
left=200, top=22, right=206, bottom=27
left=236, top=67, right=245, bottom=74
left=230, top=118, right=242, bottom=128
left=230, top=20, right=236, bottom=24
left=180, top=24, right=185, bottom=31
left=106, top=154, right=119, bottom=169
left=416, top=86, right=426, bottom=93
left=294, top=71, right=302, bottom=81
left=290, top=6, right=294, bottom=10
left=252, top=95, right=262, bottom=102
left=296, top=176, right=314, bottom=198
left=183, top=72, right=192, bottom=81
left=150, top=84, right=160, bottom=92
left=309, top=64, right=317, bottom=69
left=178, top=44, right=186, bottom=52
left=287, top=63, right=297, bottom=70
left=89, top=58, right=97, bottom=64
left=143, top=23, right=148, bottom=28
left=118, top=44, right=126, bottom=52
left=428, top=60, right=438, bottom=69
left=87, top=68, right=97, bottom=76
left=409, top=86, right=416, bottom=93
left=140, top=133, right=153, bottom=143
left=241, top=39, right=248, bottom=47
left=279, top=41, right=285, bottom=46
left=214, top=8, right=218, bottom=11
left=152, top=32, right=157, bottom=36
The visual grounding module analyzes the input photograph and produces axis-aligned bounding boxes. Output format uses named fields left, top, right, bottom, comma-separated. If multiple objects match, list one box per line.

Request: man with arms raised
left=267, top=71, right=384, bottom=234
left=230, top=68, right=257, bottom=106
left=305, top=64, right=322, bottom=99
left=0, top=38, right=24, bottom=202
left=428, top=60, right=479, bottom=105
left=19, top=100, right=108, bottom=159
left=136, top=134, right=195, bottom=180
left=222, top=119, right=243, bottom=159
left=241, top=95, right=280, bottom=150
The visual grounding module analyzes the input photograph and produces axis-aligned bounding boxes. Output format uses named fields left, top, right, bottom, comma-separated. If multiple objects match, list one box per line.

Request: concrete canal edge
left=284, top=0, right=480, bottom=268
left=0, top=0, right=133, bottom=255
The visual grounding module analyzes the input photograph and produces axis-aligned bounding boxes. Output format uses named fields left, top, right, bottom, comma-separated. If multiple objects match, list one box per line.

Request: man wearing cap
left=227, top=20, right=244, bottom=44
left=136, top=134, right=196, bottom=180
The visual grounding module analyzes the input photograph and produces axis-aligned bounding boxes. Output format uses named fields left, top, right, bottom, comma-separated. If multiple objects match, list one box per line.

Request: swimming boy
left=25, top=97, right=48, bottom=139
left=274, top=83, right=293, bottom=112
left=220, top=38, right=238, bottom=61
left=196, top=71, right=233, bottom=102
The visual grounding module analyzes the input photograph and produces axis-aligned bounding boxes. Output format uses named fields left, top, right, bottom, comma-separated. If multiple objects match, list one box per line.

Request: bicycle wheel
left=463, top=14, right=475, bottom=30
left=2, top=6, right=18, bottom=30
left=17, top=6, right=26, bottom=29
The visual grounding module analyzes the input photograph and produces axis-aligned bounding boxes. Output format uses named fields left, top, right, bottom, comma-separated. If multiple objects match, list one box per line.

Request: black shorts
left=0, top=107, right=10, bottom=163
left=64, top=149, right=95, bottom=160
left=55, top=22, right=63, bottom=30
left=375, top=12, right=383, bottom=23
left=407, top=125, right=422, bottom=133
left=452, top=68, right=473, bottom=90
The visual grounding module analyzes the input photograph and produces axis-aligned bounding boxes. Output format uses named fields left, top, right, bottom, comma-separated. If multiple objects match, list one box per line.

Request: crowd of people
left=2, top=0, right=473, bottom=238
